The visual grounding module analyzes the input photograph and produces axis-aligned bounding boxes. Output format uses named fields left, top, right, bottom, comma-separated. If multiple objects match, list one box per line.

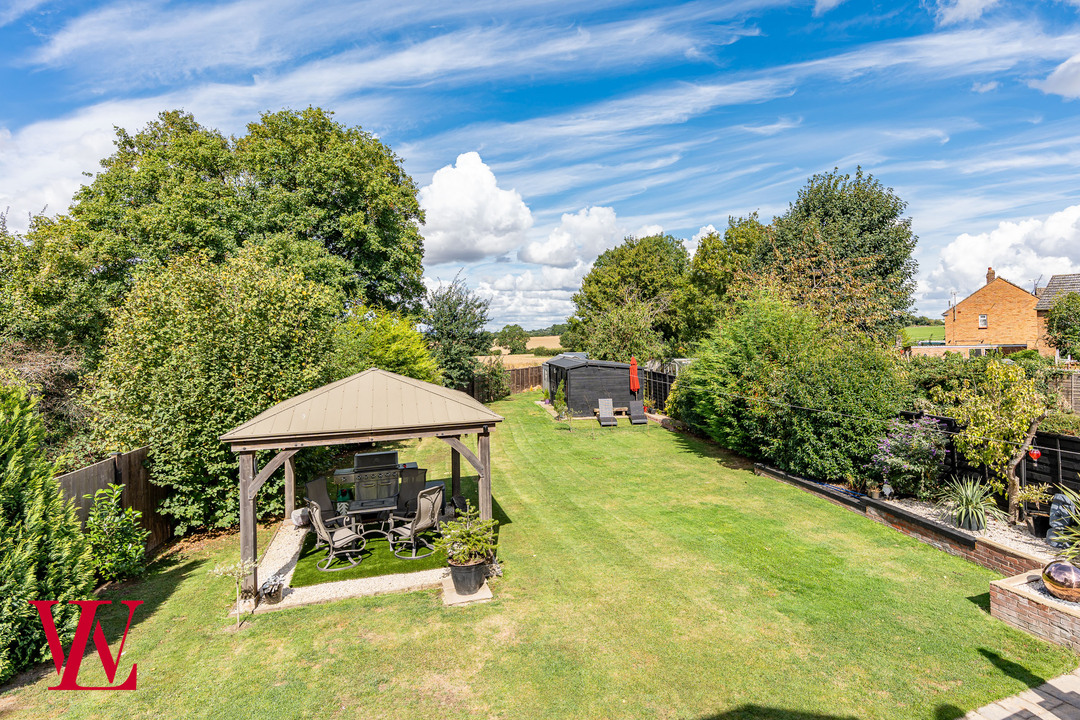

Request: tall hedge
left=91, top=248, right=340, bottom=532
left=669, top=291, right=908, bottom=483
left=0, top=384, right=93, bottom=684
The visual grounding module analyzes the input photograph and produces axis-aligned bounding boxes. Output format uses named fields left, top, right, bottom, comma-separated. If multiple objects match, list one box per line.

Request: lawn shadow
left=933, top=705, right=966, bottom=720
left=978, top=648, right=1049, bottom=689
left=666, top=425, right=756, bottom=471
left=966, top=592, right=991, bottom=613
left=0, top=552, right=199, bottom=694
left=698, top=707, right=859, bottom=719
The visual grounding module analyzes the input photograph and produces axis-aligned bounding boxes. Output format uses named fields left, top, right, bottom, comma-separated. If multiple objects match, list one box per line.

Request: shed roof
left=546, top=356, right=587, bottom=369
left=1035, top=273, right=1080, bottom=310
left=220, top=368, right=502, bottom=447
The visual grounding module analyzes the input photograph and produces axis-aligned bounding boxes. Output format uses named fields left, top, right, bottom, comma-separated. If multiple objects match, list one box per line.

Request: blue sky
left=2, top=0, right=1080, bottom=329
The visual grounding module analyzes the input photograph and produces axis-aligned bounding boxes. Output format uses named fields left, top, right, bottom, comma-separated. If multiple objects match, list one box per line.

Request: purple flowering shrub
left=868, top=416, right=949, bottom=498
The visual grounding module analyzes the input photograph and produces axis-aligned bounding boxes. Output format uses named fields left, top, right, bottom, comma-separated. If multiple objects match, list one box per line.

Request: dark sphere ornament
left=1042, top=560, right=1080, bottom=603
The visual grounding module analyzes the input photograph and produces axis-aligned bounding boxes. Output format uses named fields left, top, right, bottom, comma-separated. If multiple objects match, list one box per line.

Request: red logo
left=29, top=600, right=142, bottom=690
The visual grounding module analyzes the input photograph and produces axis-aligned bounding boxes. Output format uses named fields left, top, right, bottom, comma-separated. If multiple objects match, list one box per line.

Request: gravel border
left=891, top=498, right=1059, bottom=563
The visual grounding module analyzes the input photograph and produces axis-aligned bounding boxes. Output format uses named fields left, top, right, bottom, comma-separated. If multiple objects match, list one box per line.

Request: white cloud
left=934, top=0, right=1000, bottom=26
left=1033, top=53, right=1080, bottom=99
left=476, top=262, right=592, bottom=328
left=971, top=80, right=999, bottom=93
left=813, top=0, right=849, bottom=17
left=693, top=224, right=717, bottom=242
left=519, top=206, right=623, bottom=268
left=924, top=204, right=1080, bottom=304
left=419, top=152, right=533, bottom=265
left=632, top=223, right=664, bottom=238
left=0, top=0, right=46, bottom=27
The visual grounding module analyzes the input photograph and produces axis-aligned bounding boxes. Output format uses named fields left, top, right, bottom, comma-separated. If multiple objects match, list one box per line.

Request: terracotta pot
left=1042, top=560, right=1080, bottom=603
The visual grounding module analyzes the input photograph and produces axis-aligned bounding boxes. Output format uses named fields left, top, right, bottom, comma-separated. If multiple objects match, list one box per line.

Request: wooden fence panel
left=509, top=366, right=542, bottom=394
left=57, top=447, right=173, bottom=553
left=1052, top=372, right=1080, bottom=413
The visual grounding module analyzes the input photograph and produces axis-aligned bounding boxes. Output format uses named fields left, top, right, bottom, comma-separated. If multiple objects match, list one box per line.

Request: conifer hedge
left=0, top=384, right=93, bottom=684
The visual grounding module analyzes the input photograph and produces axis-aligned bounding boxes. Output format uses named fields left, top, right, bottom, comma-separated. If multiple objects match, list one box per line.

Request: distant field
left=905, top=325, right=945, bottom=342
left=477, top=353, right=547, bottom=368
left=526, top=335, right=561, bottom=349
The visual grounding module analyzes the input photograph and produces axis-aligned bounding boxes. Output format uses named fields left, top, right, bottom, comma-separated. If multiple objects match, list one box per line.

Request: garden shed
left=545, top=357, right=645, bottom=416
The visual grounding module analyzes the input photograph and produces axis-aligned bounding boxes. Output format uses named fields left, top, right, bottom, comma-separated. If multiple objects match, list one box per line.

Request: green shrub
left=937, top=475, right=1006, bottom=531
left=332, top=305, right=441, bottom=383
left=90, top=247, right=340, bottom=532
left=1041, top=411, right=1080, bottom=437
left=0, top=385, right=93, bottom=684
left=531, top=346, right=565, bottom=357
left=868, top=416, right=949, bottom=498
left=84, top=484, right=149, bottom=583
left=434, top=502, right=497, bottom=565
left=472, top=357, right=511, bottom=403
left=669, top=291, right=908, bottom=483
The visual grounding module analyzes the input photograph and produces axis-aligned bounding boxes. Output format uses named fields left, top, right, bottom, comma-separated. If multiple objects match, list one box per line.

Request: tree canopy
left=495, top=324, right=529, bottom=354
left=423, top=276, right=492, bottom=389
left=332, top=305, right=441, bottom=384
left=0, top=108, right=424, bottom=359
left=1045, top=291, right=1080, bottom=359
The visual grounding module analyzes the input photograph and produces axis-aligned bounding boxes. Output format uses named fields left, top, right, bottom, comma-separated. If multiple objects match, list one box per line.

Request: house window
left=978, top=314, right=988, bottom=328
left=970, top=349, right=983, bottom=357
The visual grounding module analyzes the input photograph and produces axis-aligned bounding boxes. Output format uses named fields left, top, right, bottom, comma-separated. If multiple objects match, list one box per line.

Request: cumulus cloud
left=924, top=204, right=1080, bottom=308
left=1033, top=53, right=1080, bottom=99
left=475, top=262, right=592, bottom=328
left=692, top=224, right=718, bottom=242
left=518, top=206, right=622, bottom=268
left=419, top=152, right=533, bottom=265
left=934, top=0, right=1000, bottom=26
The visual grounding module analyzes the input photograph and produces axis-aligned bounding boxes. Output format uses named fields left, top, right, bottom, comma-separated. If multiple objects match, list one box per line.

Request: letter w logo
left=30, top=600, right=142, bottom=690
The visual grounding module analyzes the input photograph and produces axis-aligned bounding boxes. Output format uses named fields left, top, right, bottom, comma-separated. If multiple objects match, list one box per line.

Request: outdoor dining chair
left=308, top=501, right=366, bottom=571
left=387, top=485, right=444, bottom=559
left=397, top=467, right=428, bottom=515
left=305, top=478, right=356, bottom=548
left=597, top=398, right=617, bottom=427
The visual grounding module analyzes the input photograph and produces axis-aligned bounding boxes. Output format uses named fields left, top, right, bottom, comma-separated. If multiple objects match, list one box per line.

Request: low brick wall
left=754, top=464, right=1047, bottom=577
left=990, top=572, right=1080, bottom=653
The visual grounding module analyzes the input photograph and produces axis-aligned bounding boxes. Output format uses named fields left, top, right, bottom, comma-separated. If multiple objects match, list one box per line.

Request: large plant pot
left=449, top=560, right=487, bottom=596
left=1042, top=560, right=1080, bottom=603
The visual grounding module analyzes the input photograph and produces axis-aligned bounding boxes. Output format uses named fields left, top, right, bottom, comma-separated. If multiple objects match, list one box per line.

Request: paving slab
left=441, top=575, right=493, bottom=606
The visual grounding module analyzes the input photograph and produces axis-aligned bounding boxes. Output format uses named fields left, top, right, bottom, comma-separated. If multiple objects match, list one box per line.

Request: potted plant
left=937, top=475, right=1005, bottom=531
left=434, top=502, right=498, bottom=596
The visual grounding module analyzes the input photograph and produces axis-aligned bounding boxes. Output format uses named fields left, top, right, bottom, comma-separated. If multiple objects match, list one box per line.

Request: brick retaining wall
left=990, top=573, right=1080, bottom=653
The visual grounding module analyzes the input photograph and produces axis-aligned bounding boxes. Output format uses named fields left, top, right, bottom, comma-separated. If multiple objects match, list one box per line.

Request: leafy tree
left=582, top=289, right=665, bottom=362
left=423, top=275, right=492, bottom=389
left=528, top=323, right=569, bottom=336
left=471, top=357, right=511, bottom=403
left=668, top=290, right=908, bottom=484
left=237, top=107, right=425, bottom=312
left=332, top=305, right=441, bottom=384
left=1045, top=291, right=1080, bottom=359
left=495, top=324, right=529, bottom=354
left=1, top=107, right=424, bottom=357
left=90, top=247, right=340, bottom=532
left=559, top=318, right=588, bottom=353
left=938, top=358, right=1053, bottom=522
left=753, top=168, right=917, bottom=340
left=680, top=215, right=767, bottom=344
left=84, top=483, right=149, bottom=583
left=571, top=234, right=689, bottom=345
left=0, top=384, right=93, bottom=684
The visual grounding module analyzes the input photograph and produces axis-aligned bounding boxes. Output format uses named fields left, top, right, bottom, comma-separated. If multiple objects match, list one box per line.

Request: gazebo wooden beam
left=440, top=432, right=493, bottom=521
left=246, top=449, right=299, bottom=501
left=227, top=426, right=492, bottom=453
left=238, top=451, right=257, bottom=594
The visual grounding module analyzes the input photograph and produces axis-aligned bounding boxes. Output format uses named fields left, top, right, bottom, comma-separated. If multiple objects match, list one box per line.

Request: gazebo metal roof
left=221, top=368, right=503, bottom=450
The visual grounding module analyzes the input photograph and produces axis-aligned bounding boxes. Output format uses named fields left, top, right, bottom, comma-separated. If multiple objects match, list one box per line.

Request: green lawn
left=4, top=392, right=1075, bottom=719
left=904, top=324, right=945, bottom=342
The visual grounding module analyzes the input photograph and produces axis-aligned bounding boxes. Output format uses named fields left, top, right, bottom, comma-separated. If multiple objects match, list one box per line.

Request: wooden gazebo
left=220, top=368, right=503, bottom=591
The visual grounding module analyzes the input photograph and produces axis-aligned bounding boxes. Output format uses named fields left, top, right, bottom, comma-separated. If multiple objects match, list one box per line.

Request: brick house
left=1035, top=272, right=1080, bottom=359
left=930, top=267, right=1042, bottom=357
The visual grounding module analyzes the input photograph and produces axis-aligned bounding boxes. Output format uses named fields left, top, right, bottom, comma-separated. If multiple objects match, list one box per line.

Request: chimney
left=986, top=267, right=996, bottom=285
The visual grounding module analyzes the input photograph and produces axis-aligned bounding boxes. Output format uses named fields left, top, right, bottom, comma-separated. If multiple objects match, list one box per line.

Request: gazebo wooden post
left=238, top=451, right=258, bottom=594
left=479, top=428, right=492, bottom=520
left=284, top=454, right=296, bottom=518
left=451, top=438, right=461, bottom=499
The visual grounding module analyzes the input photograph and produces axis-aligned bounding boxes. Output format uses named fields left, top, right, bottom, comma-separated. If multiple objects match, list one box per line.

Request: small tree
left=423, top=275, right=492, bottom=389
left=0, top=384, right=93, bottom=684
left=332, top=304, right=442, bottom=383
left=209, top=559, right=259, bottom=631
left=472, top=357, right=511, bottom=403
left=1046, top=291, right=1080, bottom=359
left=942, top=359, right=1051, bottom=522
left=495, top=324, right=529, bottom=354
left=582, top=288, right=665, bottom=362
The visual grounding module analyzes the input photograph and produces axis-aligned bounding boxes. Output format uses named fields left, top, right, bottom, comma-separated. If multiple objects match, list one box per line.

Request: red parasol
left=629, top=356, right=640, bottom=393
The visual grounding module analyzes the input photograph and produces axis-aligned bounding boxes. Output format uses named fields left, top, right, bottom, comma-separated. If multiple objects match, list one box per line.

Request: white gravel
left=890, top=497, right=1059, bottom=563
left=257, top=521, right=308, bottom=586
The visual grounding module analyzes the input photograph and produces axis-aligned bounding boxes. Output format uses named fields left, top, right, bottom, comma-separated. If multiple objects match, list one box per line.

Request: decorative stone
left=1042, top=561, right=1080, bottom=603
left=291, top=508, right=309, bottom=526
